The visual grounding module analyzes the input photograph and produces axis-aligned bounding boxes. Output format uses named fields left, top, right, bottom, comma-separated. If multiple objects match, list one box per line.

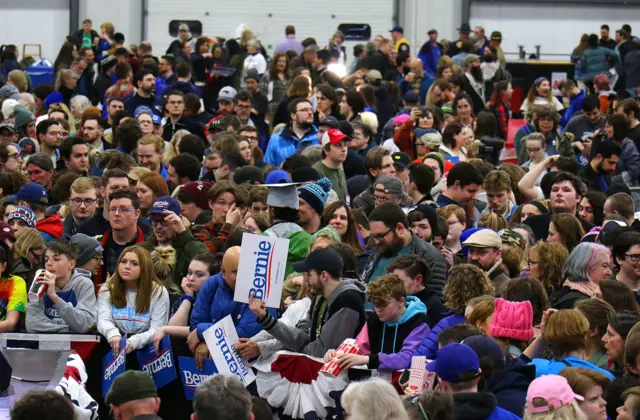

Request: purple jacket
left=415, top=313, right=466, bottom=359
left=356, top=297, right=430, bottom=371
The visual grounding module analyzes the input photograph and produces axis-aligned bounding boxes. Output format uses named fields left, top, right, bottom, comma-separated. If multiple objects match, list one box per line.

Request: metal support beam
left=69, top=0, right=79, bottom=34
left=141, top=0, right=148, bottom=42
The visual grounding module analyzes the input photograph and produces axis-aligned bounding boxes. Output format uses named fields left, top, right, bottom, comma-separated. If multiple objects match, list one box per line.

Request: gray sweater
left=26, top=269, right=96, bottom=333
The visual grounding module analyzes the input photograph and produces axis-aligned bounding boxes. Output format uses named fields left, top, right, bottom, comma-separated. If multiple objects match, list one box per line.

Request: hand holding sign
left=187, top=329, right=200, bottom=352
left=109, top=336, right=122, bottom=354
left=236, top=338, right=260, bottom=359
left=248, top=292, right=267, bottom=318
left=194, top=342, right=210, bottom=370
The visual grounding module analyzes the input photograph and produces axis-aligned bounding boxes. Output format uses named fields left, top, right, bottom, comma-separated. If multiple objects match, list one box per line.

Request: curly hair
left=367, top=274, right=407, bottom=307
left=444, top=264, right=495, bottom=314
left=529, top=241, right=569, bottom=291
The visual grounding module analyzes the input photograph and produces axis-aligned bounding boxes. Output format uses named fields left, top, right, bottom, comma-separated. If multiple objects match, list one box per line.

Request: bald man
left=188, top=246, right=275, bottom=367
left=400, top=57, right=435, bottom=105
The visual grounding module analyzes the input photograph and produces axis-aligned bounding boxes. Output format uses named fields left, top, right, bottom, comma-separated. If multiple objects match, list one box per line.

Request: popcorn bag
left=320, top=339, right=359, bottom=377
left=408, top=356, right=437, bottom=392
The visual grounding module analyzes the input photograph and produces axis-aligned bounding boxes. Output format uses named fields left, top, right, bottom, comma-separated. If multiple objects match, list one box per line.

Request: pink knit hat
left=489, top=298, right=534, bottom=341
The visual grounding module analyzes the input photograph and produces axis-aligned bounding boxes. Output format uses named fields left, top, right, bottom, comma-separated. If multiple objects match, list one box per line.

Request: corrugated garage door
left=146, top=0, right=393, bottom=57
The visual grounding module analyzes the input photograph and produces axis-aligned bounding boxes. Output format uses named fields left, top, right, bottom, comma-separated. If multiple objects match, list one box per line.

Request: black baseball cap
left=392, top=152, right=411, bottom=169
left=292, top=248, right=343, bottom=274
left=318, top=116, right=339, bottom=129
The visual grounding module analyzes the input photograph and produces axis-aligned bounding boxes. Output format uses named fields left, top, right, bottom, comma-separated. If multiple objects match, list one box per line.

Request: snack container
left=320, top=338, right=359, bottom=377
left=28, top=269, right=47, bottom=302
left=408, top=356, right=437, bottom=392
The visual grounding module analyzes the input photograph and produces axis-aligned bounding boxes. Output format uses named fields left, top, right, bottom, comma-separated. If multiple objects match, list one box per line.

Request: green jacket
left=262, top=222, right=311, bottom=279
left=139, top=229, right=209, bottom=288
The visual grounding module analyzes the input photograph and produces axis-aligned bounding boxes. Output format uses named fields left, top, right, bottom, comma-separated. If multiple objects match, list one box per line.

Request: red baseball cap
left=177, top=181, right=214, bottom=210
left=321, top=128, right=348, bottom=147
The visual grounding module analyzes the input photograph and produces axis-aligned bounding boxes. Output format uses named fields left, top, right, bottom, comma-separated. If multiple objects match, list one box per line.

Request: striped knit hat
left=298, top=178, right=332, bottom=215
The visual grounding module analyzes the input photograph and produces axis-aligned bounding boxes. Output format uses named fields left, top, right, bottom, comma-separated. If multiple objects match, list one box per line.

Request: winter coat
left=361, top=234, right=448, bottom=294
left=415, top=313, right=466, bottom=359
left=355, top=296, right=430, bottom=371
left=190, top=272, right=276, bottom=341
left=264, top=126, right=319, bottom=168
left=453, top=392, right=522, bottom=420
left=580, top=46, right=620, bottom=82
left=489, top=357, right=536, bottom=417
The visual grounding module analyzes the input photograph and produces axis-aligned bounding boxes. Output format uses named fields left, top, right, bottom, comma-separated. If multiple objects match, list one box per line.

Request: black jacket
left=414, top=287, right=447, bottom=328
left=359, top=51, right=396, bottom=81
left=462, top=75, right=486, bottom=115
left=488, top=357, right=536, bottom=417
left=453, top=392, right=520, bottom=420
left=579, top=163, right=611, bottom=193
left=550, top=286, right=590, bottom=309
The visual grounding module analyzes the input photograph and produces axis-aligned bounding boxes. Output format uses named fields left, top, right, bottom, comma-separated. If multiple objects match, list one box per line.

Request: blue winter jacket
left=264, top=125, right=319, bottom=168
left=560, top=90, right=585, bottom=129
left=531, top=355, right=615, bottom=380
left=417, top=42, right=443, bottom=76
left=580, top=46, right=620, bottom=82
left=189, top=272, right=277, bottom=341
left=489, top=357, right=536, bottom=417
left=399, top=74, right=435, bottom=105
left=415, top=313, right=466, bottom=359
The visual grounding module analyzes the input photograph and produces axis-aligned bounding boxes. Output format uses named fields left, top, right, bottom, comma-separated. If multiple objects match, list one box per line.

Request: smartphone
left=399, top=369, right=410, bottom=386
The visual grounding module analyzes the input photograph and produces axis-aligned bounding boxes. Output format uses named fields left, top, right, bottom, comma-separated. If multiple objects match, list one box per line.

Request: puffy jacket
left=625, top=49, right=640, bottom=89
left=489, top=357, right=536, bottom=417
left=560, top=90, right=585, bottom=129
left=355, top=296, right=430, bottom=371
left=264, top=126, right=319, bottom=168
left=415, top=313, right=466, bottom=359
left=580, top=46, right=620, bottom=82
left=190, top=272, right=276, bottom=341
left=362, top=234, right=448, bottom=294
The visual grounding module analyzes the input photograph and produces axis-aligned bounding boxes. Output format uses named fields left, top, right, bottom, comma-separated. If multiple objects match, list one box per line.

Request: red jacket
left=36, top=215, right=64, bottom=242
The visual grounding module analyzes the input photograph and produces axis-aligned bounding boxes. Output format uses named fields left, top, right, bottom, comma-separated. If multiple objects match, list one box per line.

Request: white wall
left=78, top=0, right=143, bottom=47
left=0, top=0, right=69, bottom=60
left=470, top=2, right=640, bottom=60
left=400, top=0, right=464, bottom=51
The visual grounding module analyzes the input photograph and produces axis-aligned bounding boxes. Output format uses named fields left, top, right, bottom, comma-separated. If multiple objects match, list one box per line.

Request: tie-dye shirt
left=0, top=275, right=27, bottom=321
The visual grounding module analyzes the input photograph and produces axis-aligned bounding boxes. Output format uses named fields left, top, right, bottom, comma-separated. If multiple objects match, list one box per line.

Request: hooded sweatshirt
left=259, top=278, right=366, bottom=358
left=488, top=357, right=536, bottom=417
left=263, top=222, right=312, bottom=279
left=26, top=269, right=96, bottom=333
left=454, top=392, right=522, bottom=420
left=97, top=283, right=169, bottom=351
left=355, top=296, right=430, bottom=371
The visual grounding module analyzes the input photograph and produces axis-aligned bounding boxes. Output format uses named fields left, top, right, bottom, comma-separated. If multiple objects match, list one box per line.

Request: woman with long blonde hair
left=97, top=246, right=169, bottom=354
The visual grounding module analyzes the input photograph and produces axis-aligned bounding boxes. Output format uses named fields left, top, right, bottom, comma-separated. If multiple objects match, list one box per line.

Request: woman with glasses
left=611, top=231, right=640, bottom=297
left=436, top=205, right=466, bottom=255
left=524, top=242, right=568, bottom=297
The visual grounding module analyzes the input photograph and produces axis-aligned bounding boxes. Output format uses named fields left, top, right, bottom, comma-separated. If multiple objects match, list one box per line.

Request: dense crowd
left=4, top=15, right=640, bottom=420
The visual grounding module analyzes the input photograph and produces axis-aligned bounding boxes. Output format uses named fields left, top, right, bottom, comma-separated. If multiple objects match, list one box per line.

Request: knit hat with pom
left=489, top=298, right=534, bottom=341
left=298, top=177, right=332, bottom=215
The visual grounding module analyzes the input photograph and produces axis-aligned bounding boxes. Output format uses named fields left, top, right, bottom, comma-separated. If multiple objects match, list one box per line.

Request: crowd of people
left=3, top=14, right=640, bottom=420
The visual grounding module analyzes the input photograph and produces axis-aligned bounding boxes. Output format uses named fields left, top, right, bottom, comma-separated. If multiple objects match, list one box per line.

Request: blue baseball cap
left=149, top=196, right=181, bottom=217
left=426, top=343, right=480, bottom=384
left=134, top=106, right=162, bottom=125
left=265, top=169, right=291, bottom=184
left=8, top=182, right=48, bottom=206
left=389, top=26, right=404, bottom=34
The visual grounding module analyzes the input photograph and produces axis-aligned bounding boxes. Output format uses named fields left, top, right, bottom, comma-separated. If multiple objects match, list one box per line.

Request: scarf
left=562, top=279, right=601, bottom=298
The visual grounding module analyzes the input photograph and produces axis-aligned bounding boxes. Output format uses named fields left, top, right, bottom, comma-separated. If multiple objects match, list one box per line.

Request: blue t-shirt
left=531, top=355, right=615, bottom=380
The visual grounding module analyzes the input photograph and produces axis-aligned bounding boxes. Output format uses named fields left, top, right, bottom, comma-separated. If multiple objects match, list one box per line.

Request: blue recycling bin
left=26, top=58, right=55, bottom=88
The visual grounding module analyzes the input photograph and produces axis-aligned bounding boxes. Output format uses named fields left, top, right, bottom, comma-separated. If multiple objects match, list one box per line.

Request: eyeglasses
left=150, top=218, right=168, bottom=227
left=109, top=207, right=135, bottom=214
left=7, top=153, right=20, bottom=161
left=410, top=395, right=430, bottom=420
left=71, top=198, right=98, bottom=206
left=625, top=254, right=640, bottom=262
left=370, top=227, right=393, bottom=242
left=47, top=131, right=65, bottom=137
left=448, top=220, right=462, bottom=227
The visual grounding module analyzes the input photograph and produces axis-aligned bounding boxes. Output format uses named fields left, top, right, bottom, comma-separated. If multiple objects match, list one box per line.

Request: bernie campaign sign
left=234, top=232, right=289, bottom=308
left=203, top=315, right=256, bottom=386
left=178, top=356, right=218, bottom=400
left=136, top=335, right=177, bottom=389
left=102, top=334, right=127, bottom=397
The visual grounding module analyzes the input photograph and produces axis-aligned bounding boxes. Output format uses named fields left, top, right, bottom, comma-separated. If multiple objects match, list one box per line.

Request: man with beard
left=579, top=140, right=621, bottom=193
left=430, top=79, right=456, bottom=108
left=82, top=116, right=112, bottom=152
left=312, top=128, right=348, bottom=201
left=127, top=69, right=157, bottom=112
left=462, top=54, right=485, bottom=114
left=36, top=119, right=63, bottom=168
left=362, top=203, right=447, bottom=298
left=264, top=98, right=319, bottom=167
left=463, top=229, right=511, bottom=295
left=243, top=248, right=366, bottom=358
